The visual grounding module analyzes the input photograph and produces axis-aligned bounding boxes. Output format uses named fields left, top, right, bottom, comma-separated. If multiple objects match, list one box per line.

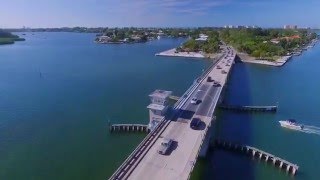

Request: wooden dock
left=219, top=105, right=277, bottom=112
left=212, top=139, right=299, bottom=176
left=109, top=124, right=149, bottom=133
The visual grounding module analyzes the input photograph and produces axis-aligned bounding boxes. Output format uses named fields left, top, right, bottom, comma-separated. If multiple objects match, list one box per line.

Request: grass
left=0, top=37, right=25, bottom=45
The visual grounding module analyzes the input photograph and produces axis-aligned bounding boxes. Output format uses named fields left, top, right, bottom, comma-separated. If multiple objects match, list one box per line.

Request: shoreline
left=155, top=48, right=222, bottom=59
left=239, top=54, right=292, bottom=67
left=155, top=48, right=205, bottom=58
left=236, top=38, right=318, bottom=67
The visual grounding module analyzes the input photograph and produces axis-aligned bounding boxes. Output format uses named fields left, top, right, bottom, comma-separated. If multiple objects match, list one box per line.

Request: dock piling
left=211, top=139, right=299, bottom=176
left=109, top=124, right=149, bottom=133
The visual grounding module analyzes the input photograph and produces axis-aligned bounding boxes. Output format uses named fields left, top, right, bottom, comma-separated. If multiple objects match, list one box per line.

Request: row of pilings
left=109, top=124, right=149, bottom=133
left=218, top=105, right=277, bottom=112
left=212, top=139, right=299, bottom=176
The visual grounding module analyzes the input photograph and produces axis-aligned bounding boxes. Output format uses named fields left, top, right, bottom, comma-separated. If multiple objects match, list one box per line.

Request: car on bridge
left=191, top=97, right=199, bottom=104
left=190, top=118, right=201, bottom=129
left=213, top=81, right=220, bottom=87
left=157, top=138, right=173, bottom=155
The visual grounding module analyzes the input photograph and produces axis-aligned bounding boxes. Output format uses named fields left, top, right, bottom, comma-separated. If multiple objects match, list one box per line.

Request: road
left=109, top=47, right=236, bottom=180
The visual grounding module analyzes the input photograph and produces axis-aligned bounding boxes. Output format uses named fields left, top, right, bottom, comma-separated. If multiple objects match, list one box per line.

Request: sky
left=0, top=0, right=319, bottom=28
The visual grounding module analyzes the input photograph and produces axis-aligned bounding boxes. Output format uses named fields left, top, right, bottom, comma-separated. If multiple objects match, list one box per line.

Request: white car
left=191, top=97, right=198, bottom=104
left=157, top=138, right=173, bottom=155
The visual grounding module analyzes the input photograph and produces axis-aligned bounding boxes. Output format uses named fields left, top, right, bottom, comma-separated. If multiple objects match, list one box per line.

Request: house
left=195, top=34, right=208, bottom=41
left=270, top=39, right=280, bottom=44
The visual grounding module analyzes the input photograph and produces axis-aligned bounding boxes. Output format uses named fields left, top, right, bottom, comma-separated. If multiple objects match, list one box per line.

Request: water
left=1, top=32, right=320, bottom=180
left=196, top=37, right=320, bottom=180
left=299, top=125, right=320, bottom=135
left=0, top=33, right=210, bottom=180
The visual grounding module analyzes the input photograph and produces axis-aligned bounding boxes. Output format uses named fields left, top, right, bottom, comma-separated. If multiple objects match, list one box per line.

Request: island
left=0, top=29, right=25, bottom=45
left=220, top=28, right=318, bottom=66
left=156, top=30, right=221, bottom=59
left=155, top=27, right=318, bottom=65
left=94, top=27, right=192, bottom=44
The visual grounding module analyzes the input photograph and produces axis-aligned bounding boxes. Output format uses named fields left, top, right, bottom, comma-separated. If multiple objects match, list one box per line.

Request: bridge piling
left=211, top=139, right=299, bottom=176
left=219, top=105, right=277, bottom=112
left=109, top=124, right=149, bottom=133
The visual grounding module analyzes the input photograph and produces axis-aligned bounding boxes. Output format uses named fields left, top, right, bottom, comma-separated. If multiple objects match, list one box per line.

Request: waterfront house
left=195, top=34, right=208, bottom=41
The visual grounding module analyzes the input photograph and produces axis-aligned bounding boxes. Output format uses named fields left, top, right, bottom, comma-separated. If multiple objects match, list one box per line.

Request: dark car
left=190, top=118, right=201, bottom=129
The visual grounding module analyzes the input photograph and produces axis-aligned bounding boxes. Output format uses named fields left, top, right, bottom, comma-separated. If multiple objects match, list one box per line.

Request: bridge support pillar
left=279, top=162, right=283, bottom=168
left=286, top=165, right=291, bottom=173
left=292, top=168, right=297, bottom=175
left=199, top=124, right=213, bottom=158
left=252, top=150, right=256, bottom=157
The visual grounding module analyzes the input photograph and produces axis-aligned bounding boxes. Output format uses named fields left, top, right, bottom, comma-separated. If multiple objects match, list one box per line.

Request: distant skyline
left=1, top=0, right=319, bottom=28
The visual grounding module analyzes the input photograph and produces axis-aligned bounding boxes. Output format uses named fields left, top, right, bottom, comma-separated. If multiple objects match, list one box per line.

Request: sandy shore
left=236, top=52, right=292, bottom=67
left=155, top=48, right=205, bottom=58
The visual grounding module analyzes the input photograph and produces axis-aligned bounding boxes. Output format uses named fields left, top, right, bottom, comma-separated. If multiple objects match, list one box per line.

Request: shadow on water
left=191, top=56, right=255, bottom=180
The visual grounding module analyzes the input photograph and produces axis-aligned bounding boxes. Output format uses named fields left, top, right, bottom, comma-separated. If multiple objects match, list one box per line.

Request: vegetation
left=96, top=28, right=150, bottom=43
left=220, top=28, right=318, bottom=59
left=0, top=30, right=25, bottom=45
left=179, top=30, right=220, bottom=53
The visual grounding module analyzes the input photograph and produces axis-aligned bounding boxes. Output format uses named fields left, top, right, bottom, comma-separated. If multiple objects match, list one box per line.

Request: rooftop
left=149, top=90, right=172, bottom=99
left=147, top=103, right=166, bottom=111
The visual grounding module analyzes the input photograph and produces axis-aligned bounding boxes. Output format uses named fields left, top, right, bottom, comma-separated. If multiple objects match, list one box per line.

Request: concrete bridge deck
left=109, top=47, right=236, bottom=180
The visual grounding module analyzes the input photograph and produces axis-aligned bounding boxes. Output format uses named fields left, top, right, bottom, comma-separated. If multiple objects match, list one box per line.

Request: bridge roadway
left=109, top=47, right=236, bottom=180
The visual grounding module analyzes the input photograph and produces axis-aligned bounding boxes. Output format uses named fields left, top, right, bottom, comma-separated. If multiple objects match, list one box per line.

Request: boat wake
left=299, top=125, right=320, bottom=135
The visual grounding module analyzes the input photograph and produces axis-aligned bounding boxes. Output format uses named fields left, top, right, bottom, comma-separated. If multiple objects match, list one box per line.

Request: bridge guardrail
left=109, top=53, right=227, bottom=180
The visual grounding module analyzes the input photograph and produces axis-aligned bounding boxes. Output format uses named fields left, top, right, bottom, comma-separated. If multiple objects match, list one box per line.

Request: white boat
left=279, top=119, right=304, bottom=130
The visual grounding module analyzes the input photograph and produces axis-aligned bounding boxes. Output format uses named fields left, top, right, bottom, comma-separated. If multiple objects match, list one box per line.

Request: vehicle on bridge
left=207, top=76, right=213, bottom=82
left=190, top=118, right=201, bottom=129
left=191, top=97, right=199, bottom=104
left=157, top=138, right=173, bottom=155
left=213, top=81, right=220, bottom=87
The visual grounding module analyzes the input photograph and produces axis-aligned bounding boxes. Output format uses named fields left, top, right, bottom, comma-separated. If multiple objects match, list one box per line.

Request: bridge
left=109, top=47, right=236, bottom=180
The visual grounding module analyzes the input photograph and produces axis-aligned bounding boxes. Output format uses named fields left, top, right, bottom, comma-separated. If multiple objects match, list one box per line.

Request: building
left=96, top=35, right=112, bottom=43
left=270, top=39, right=280, bottom=44
left=284, top=25, right=298, bottom=29
left=195, top=33, right=208, bottom=41
left=147, top=90, right=172, bottom=130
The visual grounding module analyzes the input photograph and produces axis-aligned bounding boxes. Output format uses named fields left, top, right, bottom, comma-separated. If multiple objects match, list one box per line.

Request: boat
left=279, top=119, right=304, bottom=130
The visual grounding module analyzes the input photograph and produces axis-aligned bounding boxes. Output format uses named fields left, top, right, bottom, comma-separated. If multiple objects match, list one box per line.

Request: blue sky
left=1, top=0, right=319, bottom=28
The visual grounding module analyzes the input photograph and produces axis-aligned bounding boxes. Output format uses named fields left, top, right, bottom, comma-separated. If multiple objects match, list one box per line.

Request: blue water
left=1, top=32, right=320, bottom=180
left=0, top=32, right=210, bottom=179
left=203, top=39, right=320, bottom=180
